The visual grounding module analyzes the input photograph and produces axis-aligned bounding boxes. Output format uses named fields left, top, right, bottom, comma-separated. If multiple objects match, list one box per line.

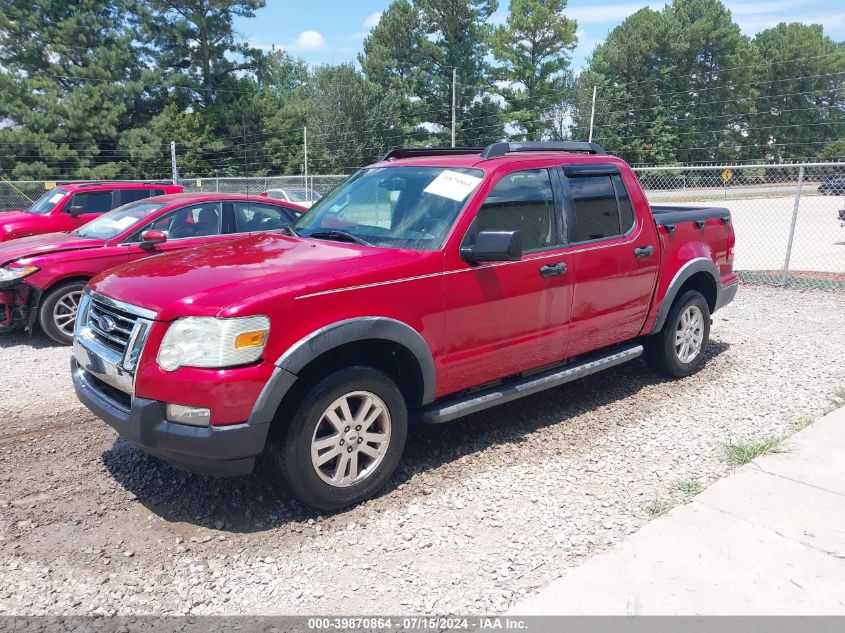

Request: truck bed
left=650, top=205, right=730, bottom=226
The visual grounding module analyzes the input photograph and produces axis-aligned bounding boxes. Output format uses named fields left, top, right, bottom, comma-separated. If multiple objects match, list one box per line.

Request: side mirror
left=461, top=230, right=522, bottom=264
left=139, top=229, right=168, bottom=249
left=67, top=205, right=85, bottom=217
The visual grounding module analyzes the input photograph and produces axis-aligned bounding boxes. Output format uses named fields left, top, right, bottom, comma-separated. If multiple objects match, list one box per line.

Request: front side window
left=26, top=188, right=68, bottom=214
left=75, top=201, right=167, bottom=239
left=136, top=202, right=223, bottom=240
left=67, top=191, right=113, bottom=215
left=470, top=169, right=558, bottom=252
left=233, top=201, right=295, bottom=233
left=569, top=175, right=622, bottom=242
left=292, top=166, right=484, bottom=251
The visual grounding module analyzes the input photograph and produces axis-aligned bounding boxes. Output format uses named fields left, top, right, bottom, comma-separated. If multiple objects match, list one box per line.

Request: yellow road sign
left=721, top=169, right=733, bottom=182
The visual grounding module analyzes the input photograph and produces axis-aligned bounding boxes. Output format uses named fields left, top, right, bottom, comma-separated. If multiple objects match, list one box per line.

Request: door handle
left=633, top=245, right=655, bottom=258
left=539, top=262, right=568, bottom=278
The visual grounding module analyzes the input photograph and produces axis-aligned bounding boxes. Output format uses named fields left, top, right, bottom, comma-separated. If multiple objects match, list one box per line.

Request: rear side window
left=472, top=169, right=558, bottom=251
left=68, top=191, right=113, bottom=214
left=233, top=202, right=295, bottom=233
left=119, top=189, right=152, bottom=205
left=568, top=174, right=634, bottom=242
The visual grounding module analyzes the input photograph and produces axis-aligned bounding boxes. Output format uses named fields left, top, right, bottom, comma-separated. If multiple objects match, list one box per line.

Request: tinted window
left=233, top=201, right=294, bottom=233
left=68, top=191, right=113, bottom=214
left=150, top=189, right=165, bottom=197
left=569, top=175, right=620, bottom=242
left=120, top=189, right=151, bottom=205
left=26, top=188, right=68, bottom=214
left=613, top=175, right=635, bottom=234
left=473, top=169, right=557, bottom=251
left=135, top=202, right=223, bottom=240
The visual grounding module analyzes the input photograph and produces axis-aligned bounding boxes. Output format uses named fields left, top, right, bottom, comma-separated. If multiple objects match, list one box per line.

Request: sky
left=237, top=0, right=845, bottom=71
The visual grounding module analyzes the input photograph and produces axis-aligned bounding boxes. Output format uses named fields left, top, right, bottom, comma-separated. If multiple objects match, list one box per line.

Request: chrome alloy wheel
left=310, top=391, right=392, bottom=487
left=52, top=289, right=83, bottom=336
left=675, top=305, right=704, bottom=363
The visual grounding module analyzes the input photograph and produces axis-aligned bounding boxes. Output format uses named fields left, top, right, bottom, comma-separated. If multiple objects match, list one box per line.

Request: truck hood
left=0, top=231, right=105, bottom=266
left=90, top=233, right=432, bottom=320
left=1, top=211, right=52, bottom=240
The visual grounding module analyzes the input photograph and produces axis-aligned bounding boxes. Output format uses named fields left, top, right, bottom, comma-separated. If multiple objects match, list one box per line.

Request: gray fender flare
left=650, top=257, right=720, bottom=334
left=248, top=317, right=437, bottom=427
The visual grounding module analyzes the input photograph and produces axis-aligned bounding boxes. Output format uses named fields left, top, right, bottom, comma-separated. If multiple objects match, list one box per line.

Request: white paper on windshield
left=113, top=216, right=139, bottom=229
left=423, top=170, right=482, bottom=201
left=49, top=193, right=64, bottom=203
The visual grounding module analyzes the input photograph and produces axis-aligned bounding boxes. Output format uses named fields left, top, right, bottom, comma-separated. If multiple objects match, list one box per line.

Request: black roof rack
left=480, top=141, right=606, bottom=158
left=379, top=147, right=484, bottom=161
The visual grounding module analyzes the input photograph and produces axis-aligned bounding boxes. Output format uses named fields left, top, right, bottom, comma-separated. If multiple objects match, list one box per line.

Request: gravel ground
left=1, top=285, right=844, bottom=616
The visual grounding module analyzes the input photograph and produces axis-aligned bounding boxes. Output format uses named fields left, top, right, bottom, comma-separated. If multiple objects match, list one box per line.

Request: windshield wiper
left=282, top=225, right=299, bottom=237
left=306, top=230, right=372, bottom=246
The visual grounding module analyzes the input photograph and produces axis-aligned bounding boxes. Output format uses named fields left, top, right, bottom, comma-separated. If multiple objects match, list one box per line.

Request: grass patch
left=672, top=479, right=704, bottom=496
left=644, top=498, right=673, bottom=518
left=723, top=437, right=781, bottom=466
left=793, top=415, right=815, bottom=431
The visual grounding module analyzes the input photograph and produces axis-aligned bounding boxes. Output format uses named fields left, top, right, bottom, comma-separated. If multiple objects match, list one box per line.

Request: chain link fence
left=2, top=164, right=844, bottom=289
left=631, top=162, right=845, bottom=289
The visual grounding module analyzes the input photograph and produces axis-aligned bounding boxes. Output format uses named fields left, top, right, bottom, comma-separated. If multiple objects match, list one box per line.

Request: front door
left=65, top=190, right=114, bottom=228
left=442, top=168, right=573, bottom=394
left=124, top=201, right=233, bottom=261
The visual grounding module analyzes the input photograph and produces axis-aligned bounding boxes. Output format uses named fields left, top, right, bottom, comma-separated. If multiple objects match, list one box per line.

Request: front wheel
left=39, top=281, right=86, bottom=345
left=268, top=366, right=408, bottom=511
left=644, top=289, right=711, bottom=378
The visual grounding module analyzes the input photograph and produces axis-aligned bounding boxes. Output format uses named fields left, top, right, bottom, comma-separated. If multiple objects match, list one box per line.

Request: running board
left=419, top=344, right=643, bottom=424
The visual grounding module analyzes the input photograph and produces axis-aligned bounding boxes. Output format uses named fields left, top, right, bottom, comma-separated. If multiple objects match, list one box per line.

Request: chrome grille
left=87, top=298, right=139, bottom=354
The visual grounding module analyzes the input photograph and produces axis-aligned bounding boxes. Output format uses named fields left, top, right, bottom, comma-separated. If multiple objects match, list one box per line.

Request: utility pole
left=451, top=67, right=457, bottom=148
left=588, top=85, right=597, bottom=143
left=170, top=141, right=179, bottom=185
left=303, top=126, right=309, bottom=204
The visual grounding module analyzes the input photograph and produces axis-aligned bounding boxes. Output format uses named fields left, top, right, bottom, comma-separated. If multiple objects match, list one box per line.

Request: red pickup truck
left=0, top=193, right=303, bottom=345
left=72, top=142, right=737, bottom=510
left=0, top=181, right=183, bottom=241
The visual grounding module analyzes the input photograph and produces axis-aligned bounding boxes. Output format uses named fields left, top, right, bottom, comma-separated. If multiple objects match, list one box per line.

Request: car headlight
left=157, top=316, right=270, bottom=371
left=0, top=266, right=38, bottom=283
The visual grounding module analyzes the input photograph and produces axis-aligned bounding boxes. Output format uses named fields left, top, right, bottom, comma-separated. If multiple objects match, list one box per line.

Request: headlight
left=0, top=266, right=38, bottom=283
left=157, top=316, right=270, bottom=371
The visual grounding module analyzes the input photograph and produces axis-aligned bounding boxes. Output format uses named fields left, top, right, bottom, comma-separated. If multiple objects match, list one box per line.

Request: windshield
left=292, top=166, right=484, bottom=251
left=26, top=188, right=68, bottom=214
left=75, top=201, right=167, bottom=239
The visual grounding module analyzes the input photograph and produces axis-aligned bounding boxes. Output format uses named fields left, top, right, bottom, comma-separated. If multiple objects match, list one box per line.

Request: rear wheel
left=39, top=281, right=86, bottom=345
left=645, top=289, right=710, bottom=378
left=268, top=366, right=408, bottom=511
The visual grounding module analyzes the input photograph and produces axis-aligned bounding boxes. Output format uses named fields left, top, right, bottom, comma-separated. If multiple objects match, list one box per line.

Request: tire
left=268, top=366, right=408, bottom=511
left=644, top=289, right=711, bottom=378
left=38, top=281, right=86, bottom=345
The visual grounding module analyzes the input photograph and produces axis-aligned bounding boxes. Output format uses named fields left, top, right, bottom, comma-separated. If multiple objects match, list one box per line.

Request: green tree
left=751, top=23, right=845, bottom=161
left=0, top=0, right=153, bottom=179
left=303, top=64, right=405, bottom=173
left=491, top=0, right=578, bottom=141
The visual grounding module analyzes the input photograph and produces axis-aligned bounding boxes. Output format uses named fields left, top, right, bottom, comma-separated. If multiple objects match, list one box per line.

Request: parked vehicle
left=0, top=182, right=183, bottom=242
left=72, top=142, right=737, bottom=510
left=0, top=193, right=303, bottom=344
left=260, top=187, right=322, bottom=208
left=818, top=175, right=845, bottom=196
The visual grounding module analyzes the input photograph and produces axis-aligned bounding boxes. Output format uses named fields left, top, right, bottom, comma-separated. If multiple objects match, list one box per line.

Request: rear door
left=442, top=167, right=573, bottom=393
left=561, top=165, right=659, bottom=357
left=231, top=200, right=298, bottom=234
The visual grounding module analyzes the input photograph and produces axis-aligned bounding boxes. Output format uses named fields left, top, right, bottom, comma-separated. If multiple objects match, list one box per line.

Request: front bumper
left=0, top=283, right=40, bottom=331
left=72, top=357, right=271, bottom=476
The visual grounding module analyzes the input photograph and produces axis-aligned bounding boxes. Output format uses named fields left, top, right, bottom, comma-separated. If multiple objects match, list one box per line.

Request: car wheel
left=39, top=281, right=86, bottom=345
left=644, top=290, right=711, bottom=378
left=268, top=366, right=408, bottom=511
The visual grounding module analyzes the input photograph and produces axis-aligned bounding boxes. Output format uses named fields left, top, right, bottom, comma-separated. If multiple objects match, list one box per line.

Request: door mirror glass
left=461, top=230, right=522, bottom=263
left=139, top=229, right=168, bottom=249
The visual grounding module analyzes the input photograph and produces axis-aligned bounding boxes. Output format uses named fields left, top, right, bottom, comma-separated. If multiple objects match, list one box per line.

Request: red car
left=0, top=193, right=303, bottom=344
left=72, top=142, right=737, bottom=510
left=0, top=181, right=184, bottom=242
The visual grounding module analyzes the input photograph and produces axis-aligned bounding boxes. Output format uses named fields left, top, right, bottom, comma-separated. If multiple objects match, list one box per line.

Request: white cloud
left=363, top=12, right=382, bottom=28
left=291, top=30, right=326, bottom=50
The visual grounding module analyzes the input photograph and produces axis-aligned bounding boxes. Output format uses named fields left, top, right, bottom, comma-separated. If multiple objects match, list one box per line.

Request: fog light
left=166, top=404, right=211, bottom=427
